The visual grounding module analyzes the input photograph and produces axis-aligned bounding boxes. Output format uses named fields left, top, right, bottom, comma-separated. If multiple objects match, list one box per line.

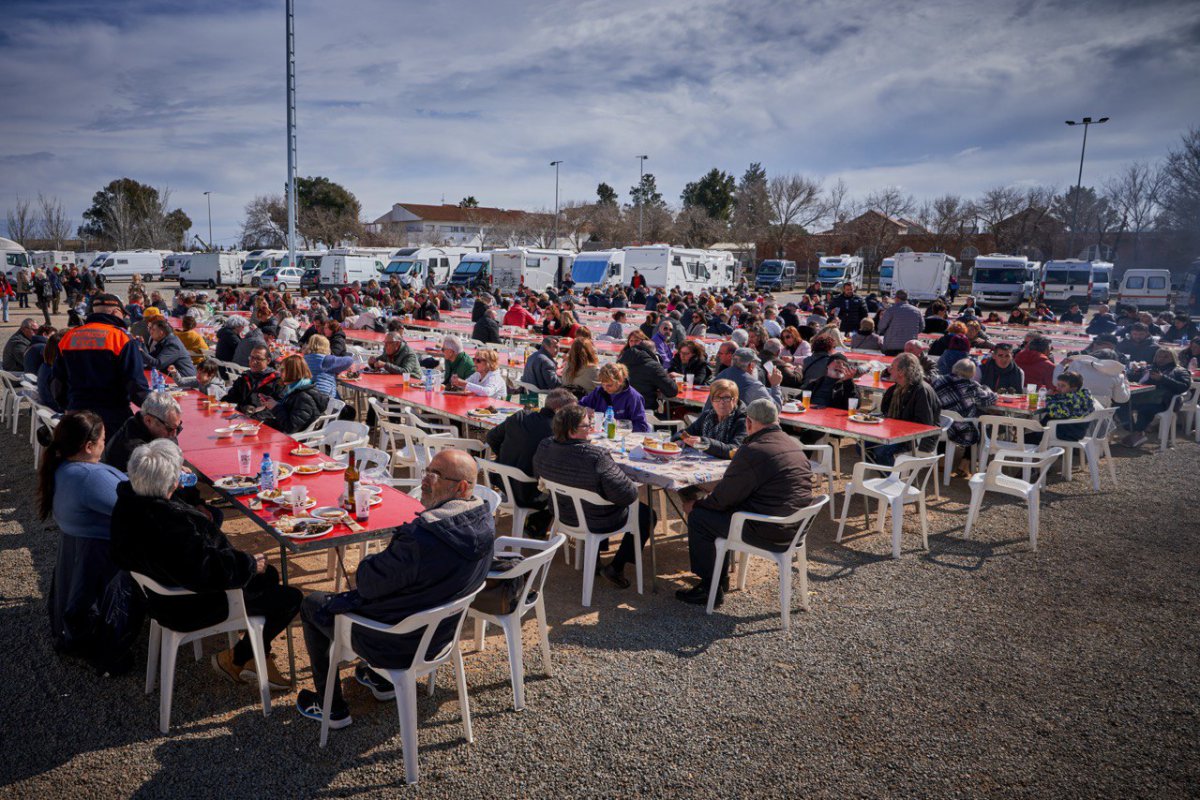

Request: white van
left=318, top=253, right=386, bottom=287
left=892, top=252, right=958, bottom=302
left=877, top=257, right=896, bottom=293
left=1040, top=260, right=1102, bottom=308
left=491, top=248, right=575, bottom=293
left=570, top=250, right=626, bottom=289
left=242, top=250, right=286, bottom=284
left=1090, top=262, right=1113, bottom=304
left=180, top=253, right=244, bottom=288
left=972, top=254, right=1039, bottom=308
left=622, top=245, right=731, bottom=292
left=162, top=253, right=190, bottom=281
left=816, top=254, right=864, bottom=291
left=95, top=250, right=164, bottom=281
left=1116, top=268, right=1174, bottom=310
left=2, top=237, right=30, bottom=278
left=382, top=246, right=476, bottom=288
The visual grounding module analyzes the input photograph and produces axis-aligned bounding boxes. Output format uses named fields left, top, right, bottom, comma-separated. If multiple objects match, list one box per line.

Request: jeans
left=17, top=291, right=29, bottom=308
left=301, top=592, right=342, bottom=705
left=687, top=506, right=794, bottom=590
left=1, top=295, right=8, bottom=323
left=1118, top=399, right=1168, bottom=433
left=865, top=442, right=908, bottom=466
left=230, top=565, right=303, bottom=665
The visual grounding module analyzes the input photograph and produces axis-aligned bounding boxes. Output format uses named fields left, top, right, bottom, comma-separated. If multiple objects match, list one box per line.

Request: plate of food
left=642, top=439, right=683, bottom=460
left=214, top=475, right=259, bottom=494
left=290, top=445, right=320, bottom=457
left=294, top=464, right=323, bottom=476
left=236, top=423, right=262, bottom=435
left=256, top=488, right=288, bottom=504
left=443, top=387, right=469, bottom=395
left=848, top=414, right=883, bottom=424
left=274, top=464, right=294, bottom=481
left=468, top=406, right=501, bottom=417
left=781, top=402, right=805, bottom=414
left=275, top=516, right=334, bottom=539
left=214, top=426, right=238, bottom=439
left=320, top=461, right=347, bottom=472
left=341, top=371, right=362, bottom=381
left=310, top=506, right=348, bottom=522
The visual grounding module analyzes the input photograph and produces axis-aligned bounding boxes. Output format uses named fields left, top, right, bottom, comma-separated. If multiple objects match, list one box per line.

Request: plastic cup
left=685, top=374, right=695, bottom=389
left=237, top=448, right=253, bottom=475
left=290, top=485, right=308, bottom=515
left=802, top=390, right=812, bottom=410
left=354, top=488, right=371, bottom=520
left=848, top=398, right=859, bottom=413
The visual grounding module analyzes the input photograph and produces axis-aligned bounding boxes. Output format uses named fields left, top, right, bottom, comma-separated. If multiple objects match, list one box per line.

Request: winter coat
left=672, top=404, right=747, bottom=459
left=533, top=438, right=639, bottom=534
left=145, top=333, right=197, bottom=378
left=485, top=408, right=555, bottom=507
left=580, top=382, right=650, bottom=432
left=979, top=358, right=1025, bottom=393
left=267, top=381, right=325, bottom=433
left=618, top=341, right=678, bottom=409
left=373, top=342, right=421, bottom=377
left=472, top=315, right=502, bottom=344
left=232, top=328, right=268, bottom=367
left=521, top=347, right=561, bottom=390
left=214, top=326, right=241, bottom=362
left=222, top=369, right=282, bottom=411
left=880, top=380, right=941, bottom=451
left=52, top=313, right=149, bottom=434
left=668, top=353, right=714, bottom=386
left=304, top=353, right=355, bottom=397
left=1014, top=349, right=1056, bottom=389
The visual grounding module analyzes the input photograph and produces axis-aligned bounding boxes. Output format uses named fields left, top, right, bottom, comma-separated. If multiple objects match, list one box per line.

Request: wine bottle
left=343, top=452, right=359, bottom=512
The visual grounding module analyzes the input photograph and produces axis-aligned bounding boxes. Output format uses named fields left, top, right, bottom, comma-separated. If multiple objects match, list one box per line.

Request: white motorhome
left=491, top=248, right=575, bottom=293
left=162, top=253, right=190, bottom=281
left=180, top=253, right=244, bottom=288
left=278, top=250, right=326, bottom=272
left=93, top=250, right=164, bottom=281
left=74, top=251, right=101, bottom=269
left=2, top=237, right=29, bottom=278
left=622, top=245, right=734, bottom=292
left=877, top=257, right=896, bottom=293
left=30, top=251, right=75, bottom=271
left=816, top=254, right=864, bottom=291
left=972, top=254, right=1040, bottom=308
left=1090, top=262, right=1113, bottom=304
left=570, top=250, right=626, bottom=288
left=1116, top=268, right=1174, bottom=310
left=892, top=252, right=959, bottom=303
left=382, top=246, right=476, bottom=288
left=242, top=250, right=286, bottom=284
left=1040, top=260, right=1112, bottom=308
left=318, top=253, right=386, bottom=287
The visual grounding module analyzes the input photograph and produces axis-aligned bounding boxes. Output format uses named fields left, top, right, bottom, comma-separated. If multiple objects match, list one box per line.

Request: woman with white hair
left=214, top=315, right=249, bottom=362
left=931, top=358, right=997, bottom=450
left=866, top=352, right=942, bottom=466
left=451, top=348, right=507, bottom=398
left=110, top=439, right=302, bottom=691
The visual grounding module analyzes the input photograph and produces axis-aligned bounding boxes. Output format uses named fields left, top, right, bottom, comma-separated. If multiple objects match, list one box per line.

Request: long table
left=337, top=372, right=524, bottom=426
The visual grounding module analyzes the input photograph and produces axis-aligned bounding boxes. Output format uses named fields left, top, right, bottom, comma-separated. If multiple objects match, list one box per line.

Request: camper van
left=491, top=248, right=575, bottom=293
left=162, top=253, right=190, bottom=281
left=570, top=250, right=626, bottom=289
left=1041, top=260, right=1111, bottom=308
left=93, top=250, right=164, bottom=281
left=1116, top=268, right=1174, bottom=310
left=242, top=250, right=286, bottom=284
left=755, top=259, right=798, bottom=291
left=2, top=237, right=30, bottom=278
left=318, top=253, right=386, bottom=287
left=892, top=252, right=959, bottom=303
left=278, top=250, right=325, bottom=272
left=382, top=246, right=476, bottom=288
left=447, top=253, right=493, bottom=289
left=877, top=258, right=896, bottom=293
left=30, top=251, right=75, bottom=271
left=622, top=245, right=734, bottom=292
left=180, top=253, right=244, bottom=288
left=1090, top=262, right=1113, bottom=304
left=816, top=254, right=864, bottom=291
left=972, top=254, right=1040, bottom=308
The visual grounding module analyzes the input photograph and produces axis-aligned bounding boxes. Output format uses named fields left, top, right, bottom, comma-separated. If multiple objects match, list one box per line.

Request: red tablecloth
left=339, top=373, right=523, bottom=420
left=778, top=405, right=940, bottom=445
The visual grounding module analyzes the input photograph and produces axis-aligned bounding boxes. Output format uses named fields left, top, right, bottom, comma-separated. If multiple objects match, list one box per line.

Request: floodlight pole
left=285, top=0, right=298, bottom=269
left=203, top=191, right=213, bottom=252
left=550, top=160, right=563, bottom=247
left=1064, top=116, right=1108, bottom=258
left=636, top=155, right=649, bottom=242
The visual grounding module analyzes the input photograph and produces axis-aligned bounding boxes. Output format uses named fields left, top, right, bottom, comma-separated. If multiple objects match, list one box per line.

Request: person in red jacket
left=502, top=298, right=537, bottom=328
left=1014, top=335, right=1056, bottom=388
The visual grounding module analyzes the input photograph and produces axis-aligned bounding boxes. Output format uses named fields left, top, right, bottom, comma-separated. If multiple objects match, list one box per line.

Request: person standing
left=49, top=267, right=64, bottom=315
left=876, top=290, right=924, bottom=355
left=0, top=272, right=13, bottom=323
left=33, top=269, right=53, bottom=325
left=829, top=282, right=869, bottom=336
left=16, top=266, right=31, bottom=308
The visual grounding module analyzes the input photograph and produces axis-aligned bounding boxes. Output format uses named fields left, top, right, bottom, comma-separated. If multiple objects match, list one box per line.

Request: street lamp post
left=550, top=160, right=562, bottom=247
left=203, top=191, right=213, bottom=252
left=636, top=154, right=649, bottom=242
left=1064, top=116, right=1109, bottom=258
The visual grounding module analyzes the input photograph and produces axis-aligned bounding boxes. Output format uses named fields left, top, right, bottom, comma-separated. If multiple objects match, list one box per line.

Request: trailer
left=180, top=252, right=245, bottom=288
left=622, top=245, right=734, bottom=292
left=570, top=250, right=626, bottom=288
left=30, top=250, right=75, bottom=271
left=892, top=252, right=959, bottom=303
left=382, top=246, right=477, bottom=288
left=491, top=247, right=575, bottom=293
left=972, top=254, right=1039, bottom=308
left=816, top=254, right=864, bottom=291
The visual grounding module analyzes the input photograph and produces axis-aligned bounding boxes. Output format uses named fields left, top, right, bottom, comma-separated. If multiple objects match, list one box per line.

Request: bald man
left=296, top=448, right=493, bottom=729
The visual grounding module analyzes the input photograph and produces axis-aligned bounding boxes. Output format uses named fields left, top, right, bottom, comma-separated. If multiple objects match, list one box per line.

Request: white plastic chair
left=476, top=458, right=541, bottom=535
left=1179, top=384, right=1199, bottom=443
left=318, top=587, right=484, bottom=785
left=645, top=410, right=684, bottom=434
left=130, top=572, right=271, bottom=733
left=836, top=454, right=939, bottom=559
left=293, top=396, right=345, bottom=439
left=706, top=495, right=829, bottom=632
left=468, top=534, right=566, bottom=710
left=1, top=371, right=34, bottom=434
left=979, top=415, right=1046, bottom=480
left=794, top=441, right=837, bottom=520
left=542, top=478, right=644, bottom=606
left=1150, top=394, right=1184, bottom=452
left=293, top=420, right=369, bottom=457
left=938, top=410, right=981, bottom=487
left=1040, top=407, right=1118, bottom=490
left=962, top=448, right=1065, bottom=551
left=32, top=406, right=59, bottom=468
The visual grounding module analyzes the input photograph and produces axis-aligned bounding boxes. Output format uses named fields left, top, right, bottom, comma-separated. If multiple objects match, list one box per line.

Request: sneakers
left=354, top=663, right=396, bottom=701
left=1123, top=432, right=1149, bottom=448
left=211, top=649, right=247, bottom=684
left=239, top=655, right=294, bottom=691
left=295, top=689, right=352, bottom=730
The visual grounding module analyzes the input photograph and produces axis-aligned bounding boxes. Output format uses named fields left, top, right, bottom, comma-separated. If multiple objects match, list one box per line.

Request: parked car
left=258, top=265, right=304, bottom=291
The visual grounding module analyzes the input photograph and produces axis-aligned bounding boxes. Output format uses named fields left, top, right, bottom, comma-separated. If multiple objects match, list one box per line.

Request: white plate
left=849, top=414, right=883, bottom=424
left=275, top=516, right=335, bottom=539
left=321, top=462, right=347, bottom=472
left=290, top=446, right=320, bottom=457
left=294, top=464, right=323, bottom=476
left=214, top=475, right=258, bottom=494
left=310, top=506, right=348, bottom=522
left=782, top=404, right=803, bottom=413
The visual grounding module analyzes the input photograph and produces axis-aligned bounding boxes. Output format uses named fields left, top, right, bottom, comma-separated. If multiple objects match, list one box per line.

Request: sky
left=1, top=0, right=1198, bottom=247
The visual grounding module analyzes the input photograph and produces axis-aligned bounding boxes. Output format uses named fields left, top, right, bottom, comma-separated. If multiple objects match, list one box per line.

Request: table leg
left=279, top=544, right=296, bottom=680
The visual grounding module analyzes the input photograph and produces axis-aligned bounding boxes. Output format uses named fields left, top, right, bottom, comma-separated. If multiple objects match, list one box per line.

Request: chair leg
left=474, top=617, right=486, bottom=651
left=826, top=474, right=836, bottom=520
left=426, top=669, right=436, bottom=697
left=835, top=490, right=853, bottom=542
left=245, top=619, right=272, bottom=717
left=500, top=617, right=525, bottom=711
left=319, top=646, right=342, bottom=748
left=963, top=487, right=983, bottom=539
left=943, top=443, right=955, bottom=486
left=581, top=538, right=600, bottom=607
left=736, top=549, right=750, bottom=591
left=192, top=639, right=203, bottom=661
left=778, top=556, right=792, bottom=633
left=1085, top=443, right=1100, bottom=491
left=534, top=598, right=553, bottom=676
left=890, top=500, right=903, bottom=559
left=158, top=633, right=180, bottom=734
left=798, top=540, right=810, bottom=612
left=917, top=495, right=929, bottom=551
left=706, top=541, right=728, bottom=616
left=630, top=522, right=644, bottom=596
left=145, top=622, right=161, bottom=694
left=396, top=673, right=421, bottom=784
left=1028, top=490, right=1040, bottom=551
left=453, top=646, right=474, bottom=743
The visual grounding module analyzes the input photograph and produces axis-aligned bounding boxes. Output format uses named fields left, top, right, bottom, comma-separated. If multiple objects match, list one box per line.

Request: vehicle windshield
left=261, top=267, right=279, bottom=278
left=1045, top=269, right=1091, bottom=285
left=89, top=255, right=108, bottom=270
left=243, top=258, right=263, bottom=272
left=455, top=260, right=485, bottom=275
left=758, top=262, right=781, bottom=274
left=879, top=266, right=893, bottom=278
left=5, top=252, right=28, bottom=268
left=818, top=267, right=846, bottom=279
left=384, top=259, right=416, bottom=274
left=974, top=267, right=1026, bottom=285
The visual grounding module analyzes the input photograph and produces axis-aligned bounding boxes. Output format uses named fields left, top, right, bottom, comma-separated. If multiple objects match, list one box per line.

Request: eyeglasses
left=712, top=395, right=736, bottom=404
left=147, top=413, right=183, bottom=434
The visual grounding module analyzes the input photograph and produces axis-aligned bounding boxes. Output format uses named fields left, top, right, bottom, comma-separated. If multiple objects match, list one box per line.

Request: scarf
left=280, top=377, right=312, bottom=399
left=887, top=383, right=909, bottom=418
left=700, top=407, right=740, bottom=443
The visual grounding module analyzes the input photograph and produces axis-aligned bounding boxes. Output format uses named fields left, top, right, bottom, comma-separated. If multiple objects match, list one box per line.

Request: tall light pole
left=203, top=191, right=213, bottom=252
left=285, top=0, right=298, bottom=272
left=1064, top=116, right=1108, bottom=258
left=636, top=154, right=649, bottom=242
left=550, top=160, right=562, bottom=247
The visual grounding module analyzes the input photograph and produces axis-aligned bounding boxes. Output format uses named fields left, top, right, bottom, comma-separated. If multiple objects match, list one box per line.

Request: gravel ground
left=1, top=288, right=1199, bottom=798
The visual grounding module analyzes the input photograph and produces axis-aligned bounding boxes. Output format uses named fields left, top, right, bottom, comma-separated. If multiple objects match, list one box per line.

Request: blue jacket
left=580, top=382, right=650, bottom=432
left=651, top=332, right=673, bottom=369
left=304, top=352, right=355, bottom=396
left=144, top=333, right=196, bottom=378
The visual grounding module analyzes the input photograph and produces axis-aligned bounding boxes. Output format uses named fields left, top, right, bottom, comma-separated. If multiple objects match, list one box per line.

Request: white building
left=368, top=203, right=531, bottom=248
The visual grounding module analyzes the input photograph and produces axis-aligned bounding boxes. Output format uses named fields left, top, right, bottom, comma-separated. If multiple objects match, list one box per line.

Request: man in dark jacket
left=223, top=346, right=282, bottom=412
left=296, top=449, right=492, bottom=729
left=533, top=404, right=654, bottom=590
left=1115, top=323, right=1159, bottom=364
left=521, top=336, right=562, bottom=390
left=142, top=318, right=197, bottom=378
left=233, top=325, right=269, bottom=367
left=214, top=317, right=248, bottom=362
left=368, top=332, right=421, bottom=376
left=472, top=307, right=503, bottom=344
left=867, top=352, right=942, bottom=465
left=618, top=337, right=679, bottom=410
left=3, top=318, right=38, bottom=372
left=110, top=439, right=299, bottom=691
left=829, top=283, right=869, bottom=335
left=470, top=293, right=491, bottom=322
left=52, top=294, right=149, bottom=435
left=485, top=388, right=575, bottom=536
left=676, top=399, right=815, bottom=607
left=1086, top=305, right=1118, bottom=335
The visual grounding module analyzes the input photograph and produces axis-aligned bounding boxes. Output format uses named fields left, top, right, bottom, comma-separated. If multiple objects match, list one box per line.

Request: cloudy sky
left=2, top=0, right=1198, bottom=246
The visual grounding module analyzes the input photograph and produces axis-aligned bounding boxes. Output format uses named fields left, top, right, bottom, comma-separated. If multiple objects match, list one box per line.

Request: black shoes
left=295, top=689, right=352, bottom=730
left=600, top=563, right=631, bottom=589
left=675, top=584, right=723, bottom=608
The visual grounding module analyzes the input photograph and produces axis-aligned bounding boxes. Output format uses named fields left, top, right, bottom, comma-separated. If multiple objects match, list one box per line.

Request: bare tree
left=558, top=201, right=595, bottom=251
left=916, top=194, right=975, bottom=254
left=1104, top=162, right=1164, bottom=267
left=979, top=185, right=1056, bottom=257
left=5, top=197, right=37, bottom=245
left=36, top=194, right=73, bottom=248
left=101, top=186, right=138, bottom=250
left=239, top=194, right=288, bottom=249
left=856, top=187, right=916, bottom=276
left=821, top=177, right=855, bottom=230
left=766, top=174, right=825, bottom=257
left=675, top=205, right=726, bottom=248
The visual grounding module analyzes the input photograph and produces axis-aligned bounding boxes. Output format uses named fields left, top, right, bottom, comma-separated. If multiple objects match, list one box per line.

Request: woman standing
left=562, top=337, right=600, bottom=394
left=452, top=348, right=507, bottom=399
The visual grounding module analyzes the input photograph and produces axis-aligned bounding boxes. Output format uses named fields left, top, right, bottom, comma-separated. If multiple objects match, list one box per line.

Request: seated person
left=676, top=399, right=814, bottom=608
left=451, top=348, right=507, bottom=399
left=668, top=339, right=713, bottom=386
left=39, top=411, right=139, bottom=675
left=935, top=334, right=973, bottom=377
left=142, top=318, right=197, bottom=378
left=580, top=363, right=650, bottom=433
left=1026, top=371, right=1093, bottom=444
left=533, top=404, right=656, bottom=590
left=170, top=358, right=227, bottom=397
left=850, top=318, right=883, bottom=351
left=929, top=321, right=968, bottom=357
left=368, top=331, right=422, bottom=377
left=110, top=439, right=300, bottom=692
left=1032, top=303, right=1058, bottom=322
left=604, top=311, right=626, bottom=340
left=618, top=329, right=679, bottom=410
left=671, top=378, right=746, bottom=459
left=262, top=354, right=326, bottom=434
left=1115, top=323, right=1159, bottom=364
left=222, top=345, right=281, bottom=414
left=302, top=334, right=355, bottom=398
left=1119, top=348, right=1192, bottom=448
left=799, top=333, right=839, bottom=388
left=1181, top=336, right=1200, bottom=370
left=978, top=343, right=1025, bottom=393
left=932, top=359, right=998, bottom=451
left=485, top=389, right=577, bottom=537
left=295, top=449, right=493, bottom=728
left=1059, top=303, right=1086, bottom=325
left=562, top=337, right=600, bottom=395
left=520, top=336, right=562, bottom=391
left=1014, top=335, right=1056, bottom=388
left=867, top=353, right=941, bottom=466
left=779, top=326, right=811, bottom=362
left=176, top=315, right=210, bottom=364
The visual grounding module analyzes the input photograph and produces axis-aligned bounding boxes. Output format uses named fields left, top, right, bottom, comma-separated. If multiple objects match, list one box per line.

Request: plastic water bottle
left=259, top=454, right=276, bottom=492
left=423, top=368, right=434, bottom=392
left=151, top=368, right=164, bottom=392
left=178, top=471, right=197, bottom=488
left=1037, top=386, right=1047, bottom=410
left=604, top=407, right=616, bottom=439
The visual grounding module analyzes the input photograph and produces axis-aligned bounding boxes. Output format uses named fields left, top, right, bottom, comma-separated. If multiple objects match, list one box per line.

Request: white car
left=258, top=265, right=304, bottom=291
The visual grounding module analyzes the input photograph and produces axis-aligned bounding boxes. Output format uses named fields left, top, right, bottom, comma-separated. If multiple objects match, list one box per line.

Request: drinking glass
left=847, top=398, right=859, bottom=413
left=802, top=390, right=812, bottom=410
left=685, top=374, right=695, bottom=389
left=237, top=448, right=253, bottom=475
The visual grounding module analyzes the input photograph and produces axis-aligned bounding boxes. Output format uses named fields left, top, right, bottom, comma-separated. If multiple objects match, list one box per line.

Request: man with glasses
left=223, top=345, right=281, bottom=415
left=102, top=391, right=184, bottom=472
left=295, top=449, right=493, bottom=730
left=53, top=293, right=149, bottom=435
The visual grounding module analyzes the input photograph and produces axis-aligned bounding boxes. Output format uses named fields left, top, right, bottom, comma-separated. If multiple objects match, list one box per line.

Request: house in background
left=368, top=203, right=528, bottom=248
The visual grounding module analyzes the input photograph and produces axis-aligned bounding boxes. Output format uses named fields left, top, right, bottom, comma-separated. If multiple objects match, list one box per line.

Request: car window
left=1148, top=276, right=1166, bottom=290
left=1126, top=276, right=1145, bottom=289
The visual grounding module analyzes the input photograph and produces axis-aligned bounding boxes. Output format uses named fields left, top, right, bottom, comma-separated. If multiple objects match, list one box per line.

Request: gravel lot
left=1, top=288, right=1198, bottom=798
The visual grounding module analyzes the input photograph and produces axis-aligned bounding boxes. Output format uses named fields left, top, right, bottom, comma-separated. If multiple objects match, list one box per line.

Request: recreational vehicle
left=1115, top=268, right=1174, bottom=310
left=447, top=253, right=493, bottom=289
left=816, top=254, right=864, bottom=291
left=622, top=246, right=734, bottom=292
left=382, top=246, right=476, bottom=287
left=892, top=252, right=959, bottom=303
left=317, top=253, right=386, bottom=287
left=972, top=254, right=1040, bottom=308
left=877, top=258, right=896, bottom=293
left=94, top=250, right=164, bottom=281
left=570, top=250, right=626, bottom=288
left=1, top=237, right=29, bottom=278
left=180, top=253, right=244, bottom=288
left=1041, top=260, right=1111, bottom=308
left=242, top=250, right=286, bottom=283
left=491, top=248, right=575, bottom=293
left=30, top=251, right=75, bottom=271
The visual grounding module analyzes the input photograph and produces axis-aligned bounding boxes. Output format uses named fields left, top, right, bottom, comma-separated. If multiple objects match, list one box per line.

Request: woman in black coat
left=617, top=330, right=678, bottom=410
left=263, top=355, right=327, bottom=434
left=667, top=339, right=714, bottom=386
left=324, top=321, right=348, bottom=356
left=215, top=320, right=245, bottom=362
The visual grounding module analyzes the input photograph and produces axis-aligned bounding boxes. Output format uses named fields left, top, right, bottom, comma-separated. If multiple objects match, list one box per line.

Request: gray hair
left=222, top=315, right=249, bottom=330
left=128, top=438, right=183, bottom=499
left=952, top=358, right=977, bottom=379
left=442, top=334, right=463, bottom=354
left=141, top=390, right=182, bottom=422
left=891, top=352, right=925, bottom=385
left=730, top=329, right=749, bottom=347
left=763, top=337, right=783, bottom=357
left=745, top=398, right=779, bottom=426
left=384, top=331, right=405, bottom=344
left=731, top=347, right=759, bottom=370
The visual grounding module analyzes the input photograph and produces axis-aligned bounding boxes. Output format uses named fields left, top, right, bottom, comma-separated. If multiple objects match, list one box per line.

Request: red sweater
left=503, top=305, right=536, bottom=328
left=1014, top=349, right=1055, bottom=389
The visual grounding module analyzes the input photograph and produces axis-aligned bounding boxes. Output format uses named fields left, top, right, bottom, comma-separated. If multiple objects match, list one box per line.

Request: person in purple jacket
left=651, top=320, right=675, bottom=369
left=580, top=362, right=650, bottom=432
